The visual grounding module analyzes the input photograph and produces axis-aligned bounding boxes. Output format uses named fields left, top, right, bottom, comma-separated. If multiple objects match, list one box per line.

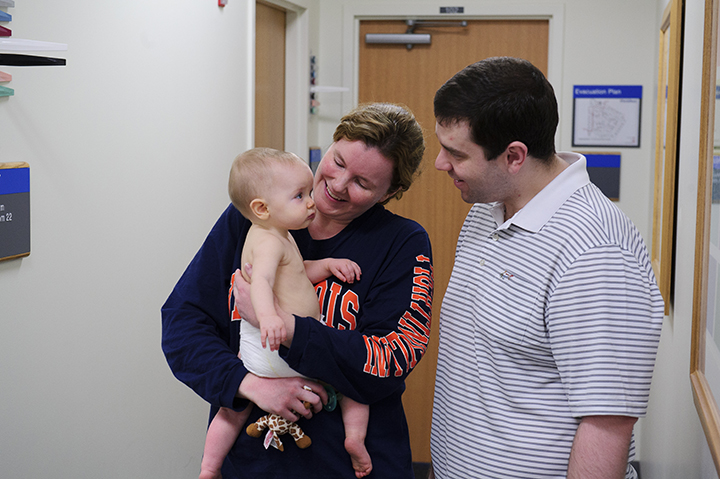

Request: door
left=359, top=19, right=549, bottom=463
left=255, top=1, right=285, bottom=149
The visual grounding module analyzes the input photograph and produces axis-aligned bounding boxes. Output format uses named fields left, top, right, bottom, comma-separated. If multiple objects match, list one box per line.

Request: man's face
left=434, top=120, right=508, bottom=204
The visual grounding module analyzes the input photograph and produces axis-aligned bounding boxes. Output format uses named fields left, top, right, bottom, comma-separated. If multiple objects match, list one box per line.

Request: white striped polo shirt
left=430, top=153, right=664, bottom=479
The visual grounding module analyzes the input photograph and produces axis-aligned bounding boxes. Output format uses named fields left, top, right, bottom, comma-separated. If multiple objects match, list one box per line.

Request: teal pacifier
left=323, top=384, right=338, bottom=412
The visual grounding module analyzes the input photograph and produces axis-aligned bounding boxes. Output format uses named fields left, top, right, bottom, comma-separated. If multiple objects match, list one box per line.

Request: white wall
left=640, top=0, right=720, bottom=477
left=558, top=0, right=658, bottom=239
left=1, top=0, right=717, bottom=478
left=0, top=1, right=253, bottom=477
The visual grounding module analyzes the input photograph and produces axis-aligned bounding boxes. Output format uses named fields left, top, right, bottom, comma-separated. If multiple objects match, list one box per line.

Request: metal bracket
left=365, top=19, right=467, bottom=51
left=404, top=19, right=467, bottom=50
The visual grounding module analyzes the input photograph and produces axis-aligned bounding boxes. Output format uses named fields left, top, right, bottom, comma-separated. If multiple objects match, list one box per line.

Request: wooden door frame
left=246, top=0, right=310, bottom=159
left=341, top=2, right=566, bottom=145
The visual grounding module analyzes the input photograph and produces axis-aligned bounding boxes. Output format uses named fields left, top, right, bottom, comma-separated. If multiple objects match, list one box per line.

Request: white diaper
left=240, top=320, right=305, bottom=378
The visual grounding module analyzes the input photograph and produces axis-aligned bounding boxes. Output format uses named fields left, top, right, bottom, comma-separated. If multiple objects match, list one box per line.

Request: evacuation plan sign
left=572, top=85, right=642, bottom=147
left=0, top=163, right=31, bottom=261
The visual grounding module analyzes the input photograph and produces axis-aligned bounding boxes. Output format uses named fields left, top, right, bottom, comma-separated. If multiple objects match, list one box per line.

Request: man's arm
left=567, top=415, right=637, bottom=479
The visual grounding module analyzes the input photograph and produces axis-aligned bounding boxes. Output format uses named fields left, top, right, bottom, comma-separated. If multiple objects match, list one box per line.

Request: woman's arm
left=162, top=206, right=331, bottom=422
left=288, top=227, right=433, bottom=405
left=235, top=219, right=433, bottom=405
left=161, top=205, right=250, bottom=408
left=236, top=373, right=327, bottom=421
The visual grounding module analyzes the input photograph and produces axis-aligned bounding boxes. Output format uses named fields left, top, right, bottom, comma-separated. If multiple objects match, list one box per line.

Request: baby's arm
left=305, top=258, right=361, bottom=284
left=249, top=239, right=289, bottom=351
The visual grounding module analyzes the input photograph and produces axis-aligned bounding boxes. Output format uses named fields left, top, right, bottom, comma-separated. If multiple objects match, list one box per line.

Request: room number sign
left=0, top=162, right=30, bottom=261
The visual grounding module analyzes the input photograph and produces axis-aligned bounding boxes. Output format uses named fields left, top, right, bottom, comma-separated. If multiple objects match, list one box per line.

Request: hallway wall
left=0, top=1, right=254, bottom=477
left=640, top=0, right=720, bottom=477
left=1, top=0, right=718, bottom=477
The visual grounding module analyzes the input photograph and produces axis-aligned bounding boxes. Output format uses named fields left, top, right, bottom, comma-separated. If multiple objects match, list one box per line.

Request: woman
left=162, top=103, right=433, bottom=478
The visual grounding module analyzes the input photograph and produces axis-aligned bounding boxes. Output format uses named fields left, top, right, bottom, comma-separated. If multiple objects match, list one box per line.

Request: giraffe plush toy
left=246, top=413, right=311, bottom=451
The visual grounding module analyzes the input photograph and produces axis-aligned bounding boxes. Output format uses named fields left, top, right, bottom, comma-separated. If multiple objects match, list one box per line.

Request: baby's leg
left=340, top=397, right=372, bottom=478
left=199, top=403, right=253, bottom=479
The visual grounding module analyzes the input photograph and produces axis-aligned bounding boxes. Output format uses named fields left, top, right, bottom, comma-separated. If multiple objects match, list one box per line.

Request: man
left=429, top=57, right=663, bottom=479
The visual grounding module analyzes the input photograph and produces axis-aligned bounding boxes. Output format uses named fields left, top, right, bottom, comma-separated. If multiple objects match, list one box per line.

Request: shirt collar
left=490, top=152, right=590, bottom=232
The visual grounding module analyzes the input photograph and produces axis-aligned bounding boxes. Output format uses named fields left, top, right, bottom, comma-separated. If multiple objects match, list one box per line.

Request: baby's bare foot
left=345, top=436, right=372, bottom=478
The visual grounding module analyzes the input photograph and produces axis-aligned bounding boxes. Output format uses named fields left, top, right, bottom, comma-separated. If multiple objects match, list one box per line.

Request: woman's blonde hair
left=333, top=103, right=425, bottom=204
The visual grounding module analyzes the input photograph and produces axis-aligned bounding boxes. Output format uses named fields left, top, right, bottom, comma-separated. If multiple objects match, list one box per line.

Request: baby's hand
left=328, top=259, right=362, bottom=283
left=260, top=315, right=287, bottom=351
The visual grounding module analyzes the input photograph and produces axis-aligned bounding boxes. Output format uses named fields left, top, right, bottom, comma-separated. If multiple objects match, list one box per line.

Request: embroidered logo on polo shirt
left=500, top=270, right=514, bottom=280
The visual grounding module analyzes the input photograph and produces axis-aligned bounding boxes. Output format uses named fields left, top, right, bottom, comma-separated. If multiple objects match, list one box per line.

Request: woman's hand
left=238, top=374, right=329, bottom=422
left=233, top=267, right=258, bottom=327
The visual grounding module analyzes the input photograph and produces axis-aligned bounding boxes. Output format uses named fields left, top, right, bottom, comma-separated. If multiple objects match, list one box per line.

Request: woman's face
left=313, top=139, right=396, bottom=225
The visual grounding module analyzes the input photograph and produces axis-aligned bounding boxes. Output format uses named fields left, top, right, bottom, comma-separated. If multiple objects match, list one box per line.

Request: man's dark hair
left=434, top=57, right=558, bottom=162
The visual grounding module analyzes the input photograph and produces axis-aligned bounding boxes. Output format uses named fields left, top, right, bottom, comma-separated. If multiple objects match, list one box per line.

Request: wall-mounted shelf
left=0, top=38, right=68, bottom=51
left=309, top=86, right=349, bottom=93
left=0, top=53, right=66, bottom=66
left=0, top=4, right=68, bottom=99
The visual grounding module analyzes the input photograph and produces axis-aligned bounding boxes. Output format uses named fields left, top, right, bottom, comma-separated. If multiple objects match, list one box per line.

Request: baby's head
left=229, top=148, right=314, bottom=226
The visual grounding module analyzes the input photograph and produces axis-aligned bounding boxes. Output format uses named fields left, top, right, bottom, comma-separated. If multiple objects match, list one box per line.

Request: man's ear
left=249, top=198, right=270, bottom=220
left=504, top=141, right=529, bottom=174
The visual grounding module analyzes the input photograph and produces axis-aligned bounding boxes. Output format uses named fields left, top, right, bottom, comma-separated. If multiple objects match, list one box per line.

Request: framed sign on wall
left=572, top=86, right=641, bottom=148
left=0, top=162, right=30, bottom=262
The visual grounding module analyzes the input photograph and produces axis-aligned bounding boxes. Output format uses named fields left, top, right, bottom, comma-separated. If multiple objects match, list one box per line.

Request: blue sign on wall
left=0, top=164, right=31, bottom=261
left=585, top=153, right=621, bottom=201
left=573, top=85, right=642, bottom=148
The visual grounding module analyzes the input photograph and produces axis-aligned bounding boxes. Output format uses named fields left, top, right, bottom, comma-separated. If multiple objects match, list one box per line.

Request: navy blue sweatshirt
left=162, top=203, right=433, bottom=478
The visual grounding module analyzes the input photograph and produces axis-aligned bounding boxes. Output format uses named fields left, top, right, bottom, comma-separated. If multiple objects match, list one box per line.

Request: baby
left=199, top=148, right=372, bottom=479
